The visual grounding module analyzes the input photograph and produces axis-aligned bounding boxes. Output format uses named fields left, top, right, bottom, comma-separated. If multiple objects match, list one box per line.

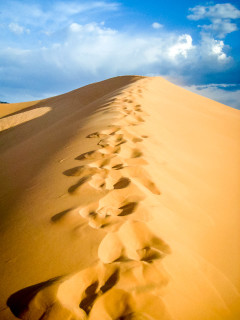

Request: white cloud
left=53, top=1, right=119, bottom=15
left=199, top=35, right=230, bottom=62
left=0, top=22, right=232, bottom=87
left=168, top=34, right=194, bottom=58
left=198, top=19, right=237, bottom=39
left=211, top=40, right=227, bottom=61
left=69, top=23, right=82, bottom=32
left=188, top=3, right=240, bottom=20
left=188, top=3, right=240, bottom=38
left=69, top=22, right=116, bottom=35
left=8, top=22, right=30, bottom=34
left=152, top=22, right=163, bottom=29
left=0, top=3, right=238, bottom=109
left=1, top=1, right=120, bottom=33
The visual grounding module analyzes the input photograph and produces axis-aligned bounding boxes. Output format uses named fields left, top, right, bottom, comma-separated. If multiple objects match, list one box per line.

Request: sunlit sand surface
left=0, top=76, right=239, bottom=319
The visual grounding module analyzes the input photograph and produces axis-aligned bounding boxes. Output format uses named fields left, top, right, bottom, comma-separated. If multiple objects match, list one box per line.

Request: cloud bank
left=0, top=1, right=239, bottom=109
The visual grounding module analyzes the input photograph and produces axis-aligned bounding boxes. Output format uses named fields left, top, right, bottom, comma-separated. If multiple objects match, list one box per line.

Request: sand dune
left=0, top=76, right=240, bottom=319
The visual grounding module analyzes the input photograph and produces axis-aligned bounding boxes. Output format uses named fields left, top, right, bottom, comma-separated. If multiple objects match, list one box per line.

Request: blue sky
left=0, top=0, right=240, bottom=108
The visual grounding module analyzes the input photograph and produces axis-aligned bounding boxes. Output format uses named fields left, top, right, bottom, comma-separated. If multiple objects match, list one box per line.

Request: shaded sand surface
left=0, top=76, right=240, bottom=319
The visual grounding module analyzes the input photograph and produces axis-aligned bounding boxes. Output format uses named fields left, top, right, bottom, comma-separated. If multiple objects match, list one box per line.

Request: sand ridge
left=6, top=79, right=173, bottom=319
left=1, top=76, right=240, bottom=319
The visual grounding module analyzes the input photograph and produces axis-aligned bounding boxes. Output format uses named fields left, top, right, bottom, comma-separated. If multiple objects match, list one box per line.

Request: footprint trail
left=7, top=78, right=173, bottom=319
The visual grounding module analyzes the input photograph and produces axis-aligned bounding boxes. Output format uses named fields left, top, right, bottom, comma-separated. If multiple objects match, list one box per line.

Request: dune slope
left=0, top=76, right=240, bottom=319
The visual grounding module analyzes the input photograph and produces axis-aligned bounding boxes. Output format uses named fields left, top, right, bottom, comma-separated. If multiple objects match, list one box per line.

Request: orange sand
left=0, top=76, right=239, bottom=319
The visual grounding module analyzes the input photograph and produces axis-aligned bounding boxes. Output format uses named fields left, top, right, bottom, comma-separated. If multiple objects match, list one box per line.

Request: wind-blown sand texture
left=0, top=76, right=240, bottom=319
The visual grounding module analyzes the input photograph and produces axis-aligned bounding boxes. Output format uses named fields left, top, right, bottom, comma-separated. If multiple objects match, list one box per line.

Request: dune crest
left=0, top=76, right=240, bottom=319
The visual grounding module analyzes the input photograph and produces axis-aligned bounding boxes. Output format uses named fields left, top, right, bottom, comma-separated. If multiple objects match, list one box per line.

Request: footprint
left=112, top=118, right=133, bottom=128
left=124, top=114, right=144, bottom=126
left=98, top=220, right=171, bottom=263
left=79, top=203, right=119, bottom=229
left=108, top=134, right=126, bottom=146
left=112, top=164, right=124, bottom=170
left=68, top=175, right=92, bottom=193
left=131, top=149, right=142, bottom=158
left=124, top=166, right=161, bottom=195
left=105, top=156, right=126, bottom=170
left=100, top=126, right=121, bottom=135
left=7, top=262, right=169, bottom=320
left=89, top=288, right=132, bottom=319
left=119, top=114, right=128, bottom=120
left=89, top=158, right=111, bottom=169
left=88, top=171, right=108, bottom=190
left=63, top=165, right=97, bottom=177
left=80, top=281, right=99, bottom=315
left=97, top=186, right=145, bottom=217
left=99, top=145, right=120, bottom=155
left=104, top=164, right=158, bottom=196
left=121, top=109, right=132, bottom=115
left=134, top=114, right=145, bottom=123
left=104, top=171, right=121, bottom=190
left=79, top=198, right=125, bottom=230
left=98, top=134, right=126, bottom=148
left=117, top=130, right=143, bottom=145
left=100, top=270, right=119, bottom=293
left=89, top=289, right=169, bottom=320
left=134, top=104, right=142, bottom=111
left=76, top=150, right=111, bottom=162
left=51, top=208, right=73, bottom=222
left=75, top=150, right=98, bottom=161
left=119, top=145, right=143, bottom=159
left=118, top=202, right=138, bottom=216
left=113, top=177, right=131, bottom=189
left=57, top=263, right=122, bottom=319
left=63, top=166, right=85, bottom=176
left=58, top=263, right=121, bottom=316
left=125, top=134, right=143, bottom=144
left=97, top=139, right=109, bottom=147
left=101, top=169, right=124, bottom=190
left=86, top=132, right=106, bottom=139
left=88, top=261, right=170, bottom=319
left=79, top=269, right=120, bottom=315
left=131, top=137, right=143, bottom=143
left=7, top=276, right=63, bottom=320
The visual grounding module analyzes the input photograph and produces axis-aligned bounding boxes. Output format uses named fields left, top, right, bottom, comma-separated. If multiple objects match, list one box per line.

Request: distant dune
left=0, top=76, right=239, bottom=319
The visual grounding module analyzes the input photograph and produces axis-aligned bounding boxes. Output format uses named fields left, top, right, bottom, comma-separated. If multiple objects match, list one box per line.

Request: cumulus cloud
left=200, top=35, right=230, bottom=62
left=188, top=3, right=240, bottom=38
left=152, top=22, right=163, bottom=29
left=211, top=40, right=227, bottom=61
left=0, top=21, right=233, bottom=100
left=168, top=34, right=194, bottom=59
